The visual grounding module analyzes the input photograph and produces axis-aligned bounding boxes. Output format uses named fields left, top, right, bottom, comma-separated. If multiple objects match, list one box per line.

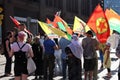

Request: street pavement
left=0, top=50, right=119, bottom=80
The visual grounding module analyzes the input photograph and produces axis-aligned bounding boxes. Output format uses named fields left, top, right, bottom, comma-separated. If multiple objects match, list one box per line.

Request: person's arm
left=116, top=40, right=120, bottom=58
left=9, top=49, right=14, bottom=57
left=95, top=43, right=99, bottom=50
left=94, top=39, right=99, bottom=50
left=28, top=44, right=34, bottom=58
left=9, top=45, right=14, bottom=57
left=52, top=40, right=58, bottom=50
left=5, top=40, right=10, bottom=53
left=105, top=50, right=110, bottom=64
left=53, top=45, right=59, bottom=50
left=65, top=47, right=73, bottom=57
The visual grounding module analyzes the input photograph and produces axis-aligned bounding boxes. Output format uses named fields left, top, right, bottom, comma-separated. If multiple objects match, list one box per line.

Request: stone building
left=0, top=0, right=100, bottom=44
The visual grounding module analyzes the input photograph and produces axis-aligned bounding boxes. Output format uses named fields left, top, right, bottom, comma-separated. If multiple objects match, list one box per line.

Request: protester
left=54, top=38, right=62, bottom=75
left=99, top=43, right=106, bottom=69
left=107, top=30, right=120, bottom=49
left=3, top=31, right=13, bottom=76
left=82, top=30, right=99, bottom=80
left=103, top=42, right=111, bottom=78
left=58, top=37, right=71, bottom=80
left=10, top=31, right=34, bottom=80
left=43, top=35, right=58, bottom=80
left=93, top=37, right=99, bottom=80
left=116, top=39, right=120, bottom=80
left=65, top=34, right=83, bottom=80
left=32, top=36, right=43, bottom=79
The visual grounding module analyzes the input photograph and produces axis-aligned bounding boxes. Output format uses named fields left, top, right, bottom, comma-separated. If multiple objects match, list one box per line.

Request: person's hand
left=116, top=53, right=120, bottom=58
left=68, top=53, right=73, bottom=57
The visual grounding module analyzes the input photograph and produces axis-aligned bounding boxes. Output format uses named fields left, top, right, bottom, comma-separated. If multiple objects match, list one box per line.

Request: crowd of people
left=2, top=23, right=120, bottom=80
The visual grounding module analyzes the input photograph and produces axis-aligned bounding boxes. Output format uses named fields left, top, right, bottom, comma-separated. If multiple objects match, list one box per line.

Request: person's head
left=72, top=34, right=78, bottom=41
left=86, top=30, right=93, bottom=37
left=18, top=23, right=26, bottom=31
left=33, top=36, right=40, bottom=44
left=105, top=42, right=111, bottom=49
left=44, top=34, right=49, bottom=40
left=6, top=31, right=12, bottom=38
left=17, top=31, right=28, bottom=42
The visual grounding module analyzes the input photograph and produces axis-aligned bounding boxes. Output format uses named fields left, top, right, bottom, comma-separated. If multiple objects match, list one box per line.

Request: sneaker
left=39, top=76, right=43, bottom=79
left=107, top=73, right=111, bottom=78
left=100, top=65, right=103, bottom=69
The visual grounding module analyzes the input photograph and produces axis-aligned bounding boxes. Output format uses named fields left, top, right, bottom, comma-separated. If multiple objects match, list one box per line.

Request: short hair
left=86, top=30, right=93, bottom=37
left=6, top=31, right=12, bottom=37
left=18, top=31, right=28, bottom=42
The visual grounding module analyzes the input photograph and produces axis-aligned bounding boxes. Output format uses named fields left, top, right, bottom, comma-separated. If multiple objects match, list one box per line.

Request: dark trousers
left=43, top=54, right=55, bottom=80
left=68, top=57, right=82, bottom=80
left=5, top=53, right=12, bottom=74
left=34, top=59, right=43, bottom=76
left=61, top=59, right=67, bottom=79
left=118, top=72, right=120, bottom=80
left=118, top=63, right=120, bottom=80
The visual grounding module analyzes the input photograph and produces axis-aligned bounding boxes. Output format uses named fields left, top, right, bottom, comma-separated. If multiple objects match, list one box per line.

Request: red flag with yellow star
left=87, top=4, right=110, bottom=43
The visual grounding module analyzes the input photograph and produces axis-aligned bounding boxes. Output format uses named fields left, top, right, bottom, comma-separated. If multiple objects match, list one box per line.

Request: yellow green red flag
left=38, top=21, right=52, bottom=35
left=73, top=16, right=86, bottom=34
left=105, top=9, right=120, bottom=33
left=48, top=26, right=68, bottom=39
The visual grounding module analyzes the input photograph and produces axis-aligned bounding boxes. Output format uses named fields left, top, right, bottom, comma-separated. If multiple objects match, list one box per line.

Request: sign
left=0, top=6, right=3, bottom=44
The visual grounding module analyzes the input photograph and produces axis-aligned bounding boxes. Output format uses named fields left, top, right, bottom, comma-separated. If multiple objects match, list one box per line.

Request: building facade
left=104, top=0, right=120, bottom=14
left=0, top=0, right=100, bottom=44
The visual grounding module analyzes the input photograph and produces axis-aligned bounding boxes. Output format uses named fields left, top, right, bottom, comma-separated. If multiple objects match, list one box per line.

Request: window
left=45, top=0, right=62, bottom=9
left=29, top=0, right=40, bottom=2
left=81, top=0, right=99, bottom=17
left=66, top=0, right=78, bottom=13
left=81, top=0, right=90, bottom=17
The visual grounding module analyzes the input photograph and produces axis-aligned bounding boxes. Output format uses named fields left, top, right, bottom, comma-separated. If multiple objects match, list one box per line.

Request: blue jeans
left=61, top=58, right=67, bottom=79
left=99, top=49, right=103, bottom=63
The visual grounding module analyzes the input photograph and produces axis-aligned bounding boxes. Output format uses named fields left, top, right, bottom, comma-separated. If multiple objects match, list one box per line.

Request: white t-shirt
left=11, top=42, right=32, bottom=54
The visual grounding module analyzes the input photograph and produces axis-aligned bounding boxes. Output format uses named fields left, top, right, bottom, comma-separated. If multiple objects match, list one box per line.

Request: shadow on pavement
left=0, top=74, right=6, bottom=78
left=0, top=74, right=14, bottom=79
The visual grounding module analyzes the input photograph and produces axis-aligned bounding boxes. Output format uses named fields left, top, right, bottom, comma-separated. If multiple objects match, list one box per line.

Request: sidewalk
left=0, top=51, right=119, bottom=80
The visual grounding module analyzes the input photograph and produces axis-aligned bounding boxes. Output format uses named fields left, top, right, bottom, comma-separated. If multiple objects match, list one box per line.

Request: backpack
left=14, top=42, right=27, bottom=63
left=83, top=39, right=95, bottom=59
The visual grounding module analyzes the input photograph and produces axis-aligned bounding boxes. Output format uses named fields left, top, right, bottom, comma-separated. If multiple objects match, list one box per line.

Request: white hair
left=18, top=31, right=28, bottom=42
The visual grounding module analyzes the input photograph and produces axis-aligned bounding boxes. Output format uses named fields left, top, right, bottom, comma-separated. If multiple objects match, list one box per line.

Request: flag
left=10, top=16, right=32, bottom=34
left=38, top=21, right=52, bottom=35
left=46, top=18, right=52, bottom=24
left=48, top=26, right=68, bottom=39
left=57, top=22, right=66, bottom=31
left=10, top=16, right=20, bottom=28
left=48, top=15, right=61, bottom=28
left=55, top=11, right=61, bottom=16
left=52, top=15, right=60, bottom=28
left=54, top=15, right=73, bottom=35
left=110, top=8, right=118, bottom=15
left=73, top=16, right=86, bottom=34
left=87, top=4, right=110, bottom=43
left=46, top=18, right=53, bottom=27
left=85, top=25, right=91, bottom=32
left=105, top=9, right=120, bottom=33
